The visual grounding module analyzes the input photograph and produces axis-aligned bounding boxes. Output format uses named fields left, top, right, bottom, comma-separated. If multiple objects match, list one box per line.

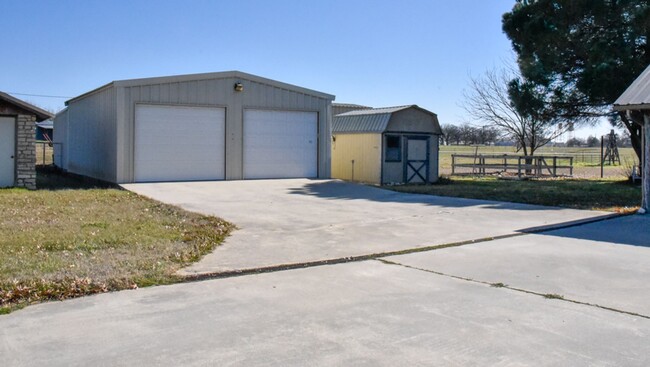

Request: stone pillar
left=15, top=114, right=36, bottom=189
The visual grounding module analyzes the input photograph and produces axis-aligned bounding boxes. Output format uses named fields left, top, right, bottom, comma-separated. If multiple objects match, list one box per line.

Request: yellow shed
left=332, top=105, right=442, bottom=185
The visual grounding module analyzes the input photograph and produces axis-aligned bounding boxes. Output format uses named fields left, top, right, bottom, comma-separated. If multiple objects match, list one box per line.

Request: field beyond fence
left=35, top=142, right=60, bottom=166
left=440, top=145, right=637, bottom=179
left=451, top=154, right=573, bottom=177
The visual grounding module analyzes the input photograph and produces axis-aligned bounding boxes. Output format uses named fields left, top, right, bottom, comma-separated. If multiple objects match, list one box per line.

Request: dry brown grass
left=0, top=169, right=233, bottom=313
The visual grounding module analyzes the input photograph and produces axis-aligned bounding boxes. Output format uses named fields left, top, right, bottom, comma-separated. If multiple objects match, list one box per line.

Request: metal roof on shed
left=333, top=105, right=437, bottom=133
left=333, top=113, right=393, bottom=133
left=332, top=103, right=372, bottom=110
left=336, top=105, right=415, bottom=117
left=614, top=64, right=650, bottom=111
left=36, top=120, right=53, bottom=129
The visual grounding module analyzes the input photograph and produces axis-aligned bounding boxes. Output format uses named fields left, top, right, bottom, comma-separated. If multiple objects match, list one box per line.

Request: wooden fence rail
left=451, top=154, right=573, bottom=178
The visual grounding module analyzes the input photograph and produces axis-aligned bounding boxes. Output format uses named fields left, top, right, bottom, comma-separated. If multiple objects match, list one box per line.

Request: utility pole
left=600, top=135, right=604, bottom=179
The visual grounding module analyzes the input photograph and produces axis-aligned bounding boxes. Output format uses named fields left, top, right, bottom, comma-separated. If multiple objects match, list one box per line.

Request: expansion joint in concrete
left=376, top=258, right=650, bottom=320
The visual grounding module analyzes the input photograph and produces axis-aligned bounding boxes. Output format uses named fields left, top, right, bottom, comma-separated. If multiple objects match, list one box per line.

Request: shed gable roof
left=333, top=105, right=439, bottom=133
left=36, top=120, right=53, bottom=129
left=332, top=103, right=372, bottom=111
left=336, top=105, right=415, bottom=117
left=614, top=64, right=650, bottom=111
left=333, top=113, right=393, bottom=133
left=0, top=92, right=54, bottom=121
left=333, top=105, right=414, bottom=133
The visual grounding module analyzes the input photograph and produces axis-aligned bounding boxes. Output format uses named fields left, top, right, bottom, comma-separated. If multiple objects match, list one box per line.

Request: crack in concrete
left=179, top=212, right=623, bottom=282
left=179, top=232, right=528, bottom=282
left=377, top=258, right=650, bottom=320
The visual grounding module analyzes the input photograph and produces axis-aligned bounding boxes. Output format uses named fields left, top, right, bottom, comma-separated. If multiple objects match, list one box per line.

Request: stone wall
left=15, top=114, right=36, bottom=189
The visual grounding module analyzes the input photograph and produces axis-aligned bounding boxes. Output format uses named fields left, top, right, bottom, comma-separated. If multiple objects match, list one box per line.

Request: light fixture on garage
left=234, top=82, right=244, bottom=92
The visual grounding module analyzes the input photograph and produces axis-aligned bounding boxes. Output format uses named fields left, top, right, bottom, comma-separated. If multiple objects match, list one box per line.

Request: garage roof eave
left=111, top=71, right=335, bottom=100
left=613, top=103, right=650, bottom=112
left=65, top=82, right=115, bottom=106
left=0, top=91, right=54, bottom=121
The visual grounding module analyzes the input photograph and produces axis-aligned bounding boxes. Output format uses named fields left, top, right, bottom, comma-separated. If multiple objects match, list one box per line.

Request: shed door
left=243, top=110, right=318, bottom=179
left=404, top=136, right=429, bottom=184
left=0, top=117, right=15, bottom=187
left=134, top=105, right=225, bottom=182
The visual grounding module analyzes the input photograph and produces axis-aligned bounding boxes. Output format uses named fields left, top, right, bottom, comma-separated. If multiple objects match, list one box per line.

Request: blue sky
left=2, top=0, right=610, bottom=137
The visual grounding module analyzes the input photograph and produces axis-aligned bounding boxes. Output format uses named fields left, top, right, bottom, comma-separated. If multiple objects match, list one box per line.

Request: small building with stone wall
left=0, top=92, right=54, bottom=189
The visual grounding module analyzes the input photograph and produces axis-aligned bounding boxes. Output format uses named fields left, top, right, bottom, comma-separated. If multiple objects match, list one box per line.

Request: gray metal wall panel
left=64, top=86, right=117, bottom=182
left=116, top=76, right=332, bottom=182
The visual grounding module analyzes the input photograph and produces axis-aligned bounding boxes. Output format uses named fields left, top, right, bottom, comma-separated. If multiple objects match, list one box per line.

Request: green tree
left=586, top=135, right=601, bottom=147
left=502, top=0, right=650, bottom=161
left=566, top=137, right=586, bottom=147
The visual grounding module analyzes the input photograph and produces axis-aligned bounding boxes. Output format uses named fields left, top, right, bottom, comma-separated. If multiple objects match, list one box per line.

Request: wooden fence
left=36, top=141, right=61, bottom=166
left=451, top=154, right=573, bottom=178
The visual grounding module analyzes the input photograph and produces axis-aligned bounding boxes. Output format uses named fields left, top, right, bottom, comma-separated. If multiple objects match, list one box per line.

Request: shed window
left=385, top=135, right=401, bottom=162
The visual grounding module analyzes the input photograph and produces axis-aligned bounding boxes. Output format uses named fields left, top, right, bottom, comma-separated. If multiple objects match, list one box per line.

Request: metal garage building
left=331, top=105, right=442, bottom=185
left=54, top=71, right=335, bottom=183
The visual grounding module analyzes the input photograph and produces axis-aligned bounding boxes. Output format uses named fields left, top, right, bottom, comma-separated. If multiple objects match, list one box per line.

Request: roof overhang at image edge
left=614, top=64, right=650, bottom=111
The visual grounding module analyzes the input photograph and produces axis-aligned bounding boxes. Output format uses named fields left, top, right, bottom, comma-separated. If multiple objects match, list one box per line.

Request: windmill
left=602, top=130, right=621, bottom=165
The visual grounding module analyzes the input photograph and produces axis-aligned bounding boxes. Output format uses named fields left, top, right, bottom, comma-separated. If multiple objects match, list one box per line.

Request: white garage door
left=134, top=105, right=225, bottom=182
left=243, top=110, right=318, bottom=179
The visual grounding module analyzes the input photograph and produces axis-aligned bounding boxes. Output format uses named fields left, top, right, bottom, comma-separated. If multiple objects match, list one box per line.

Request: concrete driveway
left=122, top=179, right=612, bottom=275
left=1, top=183, right=649, bottom=366
left=2, top=215, right=649, bottom=366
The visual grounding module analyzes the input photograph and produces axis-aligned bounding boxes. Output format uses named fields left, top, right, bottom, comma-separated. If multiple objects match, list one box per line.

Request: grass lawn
left=0, top=168, right=233, bottom=314
left=390, top=176, right=641, bottom=212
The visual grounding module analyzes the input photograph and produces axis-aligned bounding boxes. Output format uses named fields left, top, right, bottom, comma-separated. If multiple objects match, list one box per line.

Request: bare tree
left=440, top=124, right=460, bottom=145
left=463, top=69, right=568, bottom=156
left=459, top=124, right=476, bottom=145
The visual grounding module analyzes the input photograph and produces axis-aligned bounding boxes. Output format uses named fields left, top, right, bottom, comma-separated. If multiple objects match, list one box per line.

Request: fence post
left=451, top=155, right=455, bottom=175
left=553, top=157, right=557, bottom=177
